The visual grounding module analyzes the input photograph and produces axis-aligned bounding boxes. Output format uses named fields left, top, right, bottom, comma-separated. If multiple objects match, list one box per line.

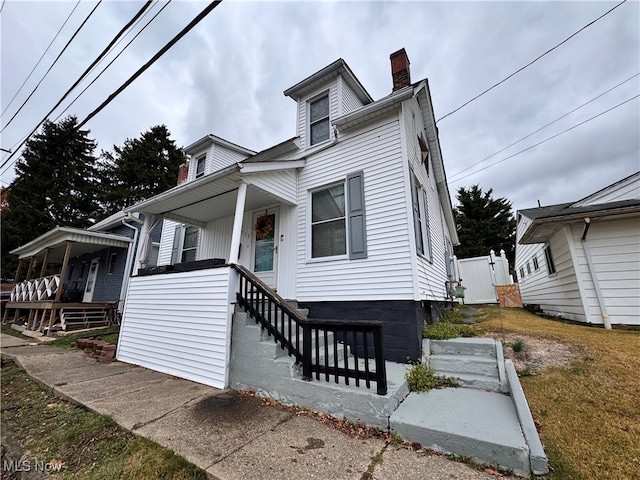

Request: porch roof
left=10, top=227, right=132, bottom=262
left=124, top=164, right=297, bottom=226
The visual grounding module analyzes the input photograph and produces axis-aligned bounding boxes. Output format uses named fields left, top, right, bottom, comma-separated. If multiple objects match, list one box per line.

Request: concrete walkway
left=1, top=333, right=517, bottom=480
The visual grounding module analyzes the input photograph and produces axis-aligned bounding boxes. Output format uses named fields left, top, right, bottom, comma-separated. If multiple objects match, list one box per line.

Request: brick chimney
left=177, top=163, right=189, bottom=185
left=390, top=48, right=411, bottom=91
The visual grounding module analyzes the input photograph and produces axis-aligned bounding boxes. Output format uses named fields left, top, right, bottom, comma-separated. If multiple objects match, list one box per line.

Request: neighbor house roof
left=519, top=199, right=640, bottom=244
left=183, top=134, right=256, bottom=157
left=10, top=227, right=132, bottom=263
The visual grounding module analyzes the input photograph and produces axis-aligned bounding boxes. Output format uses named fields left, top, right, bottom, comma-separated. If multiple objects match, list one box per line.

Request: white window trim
left=307, top=180, right=348, bottom=263
left=307, top=90, right=331, bottom=148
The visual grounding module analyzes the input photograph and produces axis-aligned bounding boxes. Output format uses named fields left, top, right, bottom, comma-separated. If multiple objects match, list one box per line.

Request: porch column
left=54, top=241, right=73, bottom=302
left=228, top=182, right=248, bottom=264
left=39, top=248, right=50, bottom=277
left=135, top=215, right=152, bottom=273
left=25, top=257, right=37, bottom=280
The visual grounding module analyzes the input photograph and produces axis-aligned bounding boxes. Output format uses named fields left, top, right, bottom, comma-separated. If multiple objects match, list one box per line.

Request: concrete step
left=390, top=388, right=531, bottom=477
left=429, top=354, right=499, bottom=378
left=441, top=372, right=503, bottom=392
left=429, top=338, right=497, bottom=358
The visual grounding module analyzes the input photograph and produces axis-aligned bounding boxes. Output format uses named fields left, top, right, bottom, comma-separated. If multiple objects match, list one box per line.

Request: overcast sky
left=1, top=0, right=638, bottom=214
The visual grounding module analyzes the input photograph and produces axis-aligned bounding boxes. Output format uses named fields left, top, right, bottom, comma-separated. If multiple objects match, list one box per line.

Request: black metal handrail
left=232, top=264, right=387, bottom=395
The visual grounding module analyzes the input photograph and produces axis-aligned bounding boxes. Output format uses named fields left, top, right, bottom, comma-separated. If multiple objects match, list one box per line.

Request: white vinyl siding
left=211, top=144, right=250, bottom=172
left=403, top=100, right=449, bottom=301
left=572, top=172, right=640, bottom=206
left=297, top=117, right=414, bottom=301
left=244, top=170, right=298, bottom=205
left=342, top=79, right=365, bottom=115
left=569, top=218, right=640, bottom=326
left=117, top=268, right=233, bottom=389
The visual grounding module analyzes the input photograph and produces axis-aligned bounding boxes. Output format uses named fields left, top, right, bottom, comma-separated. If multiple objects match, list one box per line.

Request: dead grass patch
left=479, top=307, right=640, bottom=480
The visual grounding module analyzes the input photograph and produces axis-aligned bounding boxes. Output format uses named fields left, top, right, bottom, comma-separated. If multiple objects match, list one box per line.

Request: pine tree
left=453, top=185, right=516, bottom=264
left=98, top=125, right=185, bottom=215
left=1, top=116, right=100, bottom=277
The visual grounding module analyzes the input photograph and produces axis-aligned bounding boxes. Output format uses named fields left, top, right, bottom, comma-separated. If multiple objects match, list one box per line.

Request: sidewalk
left=0, top=333, right=515, bottom=480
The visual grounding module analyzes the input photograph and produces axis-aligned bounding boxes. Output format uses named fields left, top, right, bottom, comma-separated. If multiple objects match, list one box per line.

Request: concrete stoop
left=229, top=312, right=548, bottom=477
left=228, top=308, right=408, bottom=429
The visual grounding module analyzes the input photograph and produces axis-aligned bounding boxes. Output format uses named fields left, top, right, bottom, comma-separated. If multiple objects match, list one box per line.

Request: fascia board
left=240, top=160, right=306, bottom=174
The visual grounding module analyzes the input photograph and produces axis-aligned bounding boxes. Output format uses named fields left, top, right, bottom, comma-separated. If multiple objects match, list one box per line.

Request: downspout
left=119, top=213, right=144, bottom=313
left=581, top=218, right=611, bottom=329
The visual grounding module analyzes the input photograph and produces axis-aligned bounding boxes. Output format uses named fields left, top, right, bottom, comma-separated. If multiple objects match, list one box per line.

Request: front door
left=83, top=258, right=100, bottom=302
left=251, top=208, right=279, bottom=288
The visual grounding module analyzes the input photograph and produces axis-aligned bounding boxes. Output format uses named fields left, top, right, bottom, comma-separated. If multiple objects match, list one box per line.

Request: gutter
left=581, top=218, right=612, bottom=329
left=118, top=213, right=144, bottom=313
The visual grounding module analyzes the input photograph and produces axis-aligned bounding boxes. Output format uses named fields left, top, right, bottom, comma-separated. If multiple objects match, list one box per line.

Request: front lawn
left=479, top=307, right=639, bottom=480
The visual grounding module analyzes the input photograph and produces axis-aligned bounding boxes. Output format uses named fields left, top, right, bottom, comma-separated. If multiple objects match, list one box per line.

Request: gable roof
left=184, top=134, right=256, bottom=157
left=283, top=58, right=373, bottom=104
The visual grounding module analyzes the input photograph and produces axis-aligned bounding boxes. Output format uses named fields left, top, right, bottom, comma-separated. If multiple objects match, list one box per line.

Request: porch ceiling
left=125, top=165, right=295, bottom=226
left=10, top=227, right=132, bottom=262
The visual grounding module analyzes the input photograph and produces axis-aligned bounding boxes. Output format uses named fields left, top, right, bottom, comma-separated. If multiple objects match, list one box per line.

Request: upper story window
left=309, top=94, right=330, bottom=146
left=195, top=155, right=206, bottom=179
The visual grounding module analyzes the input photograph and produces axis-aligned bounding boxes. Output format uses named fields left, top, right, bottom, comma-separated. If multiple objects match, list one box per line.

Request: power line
left=436, top=0, right=628, bottom=124
left=1, top=1, right=103, bottom=133
left=1, top=0, right=82, bottom=118
left=1, top=1, right=222, bottom=175
left=448, top=72, right=640, bottom=181
left=77, top=1, right=223, bottom=129
left=449, top=95, right=639, bottom=184
left=0, top=0, right=166, bottom=175
left=53, top=1, right=172, bottom=123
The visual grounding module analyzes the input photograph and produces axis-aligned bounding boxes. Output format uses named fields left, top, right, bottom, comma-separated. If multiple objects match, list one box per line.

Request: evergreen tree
left=99, top=125, right=184, bottom=215
left=453, top=185, right=516, bottom=264
left=1, top=116, right=100, bottom=278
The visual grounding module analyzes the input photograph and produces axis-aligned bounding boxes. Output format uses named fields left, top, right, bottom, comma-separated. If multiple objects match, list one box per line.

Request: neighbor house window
left=532, top=256, right=539, bottom=271
left=519, top=267, right=525, bottom=279
left=149, top=243, right=160, bottom=267
left=544, top=245, right=556, bottom=275
left=108, top=253, right=117, bottom=274
left=411, top=174, right=432, bottom=261
left=309, top=94, right=330, bottom=145
left=310, top=172, right=367, bottom=260
left=195, top=155, right=206, bottom=179
left=171, top=225, right=199, bottom=264
left=526, top=262, right=531, bottom=275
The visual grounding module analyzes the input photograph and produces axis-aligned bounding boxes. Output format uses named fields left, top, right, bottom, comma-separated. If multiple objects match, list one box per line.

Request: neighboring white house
left=515, top=171, right=640, bottom=328
left=117, top=49, right=459, bottom=388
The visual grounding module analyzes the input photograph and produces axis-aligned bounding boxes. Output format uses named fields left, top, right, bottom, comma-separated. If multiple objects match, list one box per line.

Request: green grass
left=479, top=306, right=640, bottom=480
left=1, top=359, right=207, bottom=479
left=405, top=362, right=459, bottom=392
left=50, top=325, right=120, bottom=348
left=422, top=321, right=483, bottom=340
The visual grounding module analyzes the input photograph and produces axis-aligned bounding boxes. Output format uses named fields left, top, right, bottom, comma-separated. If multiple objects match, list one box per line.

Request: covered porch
left=3, top=227, right=132, bottom=334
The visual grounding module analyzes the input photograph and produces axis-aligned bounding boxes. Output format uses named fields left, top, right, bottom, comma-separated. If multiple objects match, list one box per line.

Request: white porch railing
left=10, top=275, right=60, bottom=302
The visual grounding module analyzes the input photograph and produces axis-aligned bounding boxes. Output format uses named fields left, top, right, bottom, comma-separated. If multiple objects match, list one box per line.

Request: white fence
left=456, top=250, right=513, bottom=304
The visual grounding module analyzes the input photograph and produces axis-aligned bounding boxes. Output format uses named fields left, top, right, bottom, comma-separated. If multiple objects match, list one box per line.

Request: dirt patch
left=484, top=332, right=584, bottom=375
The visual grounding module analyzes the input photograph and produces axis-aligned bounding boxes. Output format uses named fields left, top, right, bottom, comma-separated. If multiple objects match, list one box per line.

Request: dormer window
left=195, top=155, right=206, bottom=179
left=309, top=94, right=330, bottom=146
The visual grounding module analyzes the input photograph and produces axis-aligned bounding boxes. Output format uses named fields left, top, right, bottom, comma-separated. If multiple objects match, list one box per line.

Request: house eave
left=284, top=58, right=373, bottom=104
left=184, top=134, right=256, bottom=157
left=333, top=87, right=413, bottom=131
left=10, top=227, right=132, bottom=261
left=240, top=160, right=306, bottom=174
left=240, top=137, right=300, bottom=164
left=519, top=203, right=640, bottom=244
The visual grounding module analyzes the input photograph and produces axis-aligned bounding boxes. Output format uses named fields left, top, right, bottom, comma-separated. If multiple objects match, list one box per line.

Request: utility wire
left=77, top=0, right=223, bottom=129
left=54, top=1, right=172, bottom=123
left=2, top=1, right=164, bottom=167
left=436, top=0, right=628, bottom=123
left=1, top=0, right=82, bottom=118
left=448, top=72, right=640, bottom=181
left=1, top=1, right=222, bottom=174
left=1, top=1, right=103, bottom=133
left=449, top=95, right=639, bottom=184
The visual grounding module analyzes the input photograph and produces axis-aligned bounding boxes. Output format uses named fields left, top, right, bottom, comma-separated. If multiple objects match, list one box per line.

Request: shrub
left=439, top=309, right=466, bottom=324
left=512, top=339, right=525, bottom=353
left=405, top=362, right=459, bottom=392
left=422, top=322, right=483, bottom=340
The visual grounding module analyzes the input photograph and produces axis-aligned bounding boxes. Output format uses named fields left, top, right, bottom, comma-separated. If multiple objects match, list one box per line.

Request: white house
left=117, top=49, right=459, bottom=389
left=515, top=172, right=640, bottom=328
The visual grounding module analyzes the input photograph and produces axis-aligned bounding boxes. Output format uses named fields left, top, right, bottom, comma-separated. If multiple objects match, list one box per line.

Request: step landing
left=390, top=388, right=531, bottom=477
